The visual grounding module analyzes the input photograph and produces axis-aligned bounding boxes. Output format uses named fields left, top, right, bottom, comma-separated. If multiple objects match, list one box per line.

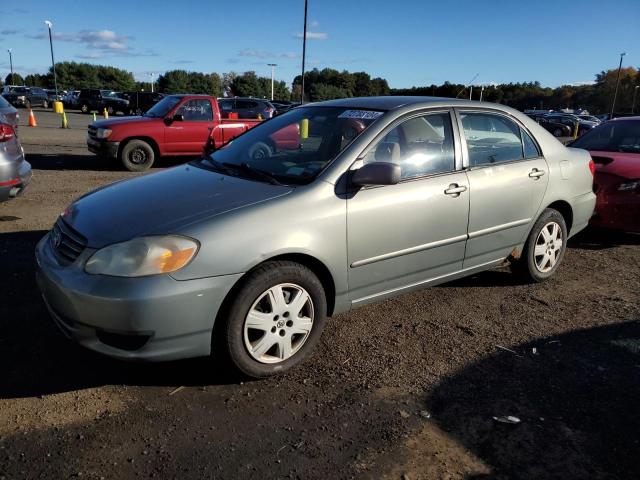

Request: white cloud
left=238, top=49, right=300, bottom=60
left=310, top=20, right=320, bottom=28
left=568, top=80, right=596, bottom=86
left=295, top=31, right=328, bottom=40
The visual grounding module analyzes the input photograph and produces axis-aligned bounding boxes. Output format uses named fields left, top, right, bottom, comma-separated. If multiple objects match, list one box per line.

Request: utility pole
left=150, top=73, right=155, bottom=93
left=610, top=52, right=626, bottom=118
left=44, top=21, right=58, bottom=97
left=469, top=86, right=473, bottom=100
left=7, top=49, right=14, bottom=85
left=632, top=85, right=639, bottom=115
left=267, top=63, right=277, bottom=100
left=479, top=85, right=485, bottom=102
left=300, top=0, right=308, bottom=104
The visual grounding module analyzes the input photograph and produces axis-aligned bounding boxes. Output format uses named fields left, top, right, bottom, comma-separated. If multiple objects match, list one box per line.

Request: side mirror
left=351, top=162, right=401, bottom=186
left=172, top=114, right=184, bottom=122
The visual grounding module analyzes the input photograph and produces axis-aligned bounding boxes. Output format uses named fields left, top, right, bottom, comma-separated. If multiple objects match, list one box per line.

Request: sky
left=1, top=0, right=639, bottom=89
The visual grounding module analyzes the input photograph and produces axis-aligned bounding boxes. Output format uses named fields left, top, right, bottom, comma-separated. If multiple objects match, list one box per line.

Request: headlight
left=95, top=128, right=112, bottom=139
left=85, top=236, right=199, bottom=277
left=17, top=95, right=26, bottom=101
left=617, top=180, right=640, bottom=192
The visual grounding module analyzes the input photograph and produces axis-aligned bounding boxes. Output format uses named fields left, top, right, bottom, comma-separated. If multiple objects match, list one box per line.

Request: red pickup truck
left=87, top=94, right=263, bottom=171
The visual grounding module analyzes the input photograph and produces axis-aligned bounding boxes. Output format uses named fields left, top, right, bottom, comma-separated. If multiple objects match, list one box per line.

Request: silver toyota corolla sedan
left=36, top=97, right=596, bottom=378
left=0, top=107, right=31, bottom=202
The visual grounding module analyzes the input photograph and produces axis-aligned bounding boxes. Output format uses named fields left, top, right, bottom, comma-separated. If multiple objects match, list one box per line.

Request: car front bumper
left=87, top=137, right=120, bottom=158
left=35, top=233, right=242, bottom=361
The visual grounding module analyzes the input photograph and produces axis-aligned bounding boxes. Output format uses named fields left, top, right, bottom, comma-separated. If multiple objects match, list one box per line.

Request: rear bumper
left=0, top=152, right=32, bottom=202
left=569, top=191, right=597, bottom=238
left=87, top=137, right=120, bottom=158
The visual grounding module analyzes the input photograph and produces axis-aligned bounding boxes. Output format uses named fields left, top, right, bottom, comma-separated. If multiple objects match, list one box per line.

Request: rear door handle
left=444, top=184, right=467, bottom=196
left=529, top=168, right=545, bottom=178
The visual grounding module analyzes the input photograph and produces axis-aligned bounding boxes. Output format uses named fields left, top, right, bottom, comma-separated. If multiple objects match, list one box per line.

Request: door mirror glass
left=351, top=162, right=401, bottom=186
left=172, top=114, right=184, bottom=122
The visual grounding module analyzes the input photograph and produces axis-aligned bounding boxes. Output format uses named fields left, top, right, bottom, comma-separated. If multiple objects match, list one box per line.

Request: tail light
left=0, top=123, right=15, bottom=142
left=588, top=159, right=595, bottom=176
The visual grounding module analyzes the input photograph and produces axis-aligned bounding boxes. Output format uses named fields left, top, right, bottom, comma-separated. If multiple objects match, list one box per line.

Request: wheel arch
left=118, top=136, right=161, bottom=160
left=545, top=200, right=574, bottom=233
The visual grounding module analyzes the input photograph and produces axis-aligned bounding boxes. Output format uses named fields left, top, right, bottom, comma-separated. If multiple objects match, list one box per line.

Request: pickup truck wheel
left=249, top=142, right=272, bottom=161
left=80, top=104, right=89, bottom=113
left=218, top=260, right=327, bottom=379
left=511, top=208, right=568, bottom=283
left=121, top=140, right=155, bottom=172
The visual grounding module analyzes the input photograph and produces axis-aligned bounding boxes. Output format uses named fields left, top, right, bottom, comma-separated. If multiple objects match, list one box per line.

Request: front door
left=457, top=110, right=550, bottom=268
left=347, top=111, right=470, bottom=306
left=165, top=98, right=215, bottom=155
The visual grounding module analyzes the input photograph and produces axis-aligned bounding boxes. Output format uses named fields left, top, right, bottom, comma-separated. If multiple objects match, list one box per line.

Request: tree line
left=2, top=61, right=638, bottom=114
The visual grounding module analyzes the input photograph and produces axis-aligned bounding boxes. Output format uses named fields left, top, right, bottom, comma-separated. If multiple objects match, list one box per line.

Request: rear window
left=571, top=120, right=640, bottom=154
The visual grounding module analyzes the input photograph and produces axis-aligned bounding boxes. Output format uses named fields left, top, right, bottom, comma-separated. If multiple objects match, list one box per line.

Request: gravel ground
left=0, top=110, right=638, bottom=479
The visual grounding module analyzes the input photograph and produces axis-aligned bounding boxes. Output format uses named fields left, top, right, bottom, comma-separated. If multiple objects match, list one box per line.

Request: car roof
left=610, top=116, right=640, bottom=122
left=308, top=96, right=515, bottom=113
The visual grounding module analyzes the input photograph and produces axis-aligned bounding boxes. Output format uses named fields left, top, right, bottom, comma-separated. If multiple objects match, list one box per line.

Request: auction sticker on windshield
left=338, top=110, right=384, bottom=120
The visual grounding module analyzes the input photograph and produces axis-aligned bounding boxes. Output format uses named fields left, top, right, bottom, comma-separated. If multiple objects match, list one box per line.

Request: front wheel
left=511, top=208, right=568, bottom=282
left=120, top=139, right=155, bottom=172
left=219, top=261, right=327, bottom=378
left=80, top=103, right=89, bottom=113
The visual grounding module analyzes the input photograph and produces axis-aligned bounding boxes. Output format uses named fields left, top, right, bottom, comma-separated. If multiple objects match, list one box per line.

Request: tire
left=80, top=103, right=89, bottom=114
left=43, top=100, right=49, bottom=109
left=511, top=208, right=568, bottom=283
left=120, top=139, right=155, bottom=172
left=219, top=260, right=327, bottom=378
left=553, top=128, right=563, bottom=137
left=248, top=142, right=272, bottom=161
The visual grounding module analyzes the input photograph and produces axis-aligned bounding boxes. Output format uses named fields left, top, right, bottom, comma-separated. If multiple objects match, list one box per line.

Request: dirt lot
left=1, top=110, right=639, bottom=479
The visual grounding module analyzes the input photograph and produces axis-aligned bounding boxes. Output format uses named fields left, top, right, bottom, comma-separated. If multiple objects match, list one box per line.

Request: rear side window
left=176, top=99, right=213, bottom=121
left=521, top=128, right=540, bottom=158
left=461, top=112, right=524, bottom=166
left=363, top=112, right=455, bottom=180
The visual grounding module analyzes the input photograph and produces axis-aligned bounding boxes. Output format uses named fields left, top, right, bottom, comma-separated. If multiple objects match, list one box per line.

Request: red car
left=571, top=117, right=640, bottom=232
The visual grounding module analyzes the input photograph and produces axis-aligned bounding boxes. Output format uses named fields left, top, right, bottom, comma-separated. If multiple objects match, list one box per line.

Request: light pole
left=267, top=63, right=277, bottom=100
left=44, top=21, right=58, bottom=97
left=610, top=52, right=626, bottom=118
left=479, top=85, right=485, bottom=102
left=7, top=49, right=13, bottom=85
left=632, top=85, right=639, bottom=115
left=149, top=73, right=155, bottom=93
left=300, top=0, right=308, bottom=104
left=469, top=85, right=473, bottom=100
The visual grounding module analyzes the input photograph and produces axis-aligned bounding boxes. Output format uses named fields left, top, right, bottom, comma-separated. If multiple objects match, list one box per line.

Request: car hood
left=91, top=116, right=155, bottom=129
left=590, top=150, right=640, bottom=179
left=62, top=164, right=293, bottom=248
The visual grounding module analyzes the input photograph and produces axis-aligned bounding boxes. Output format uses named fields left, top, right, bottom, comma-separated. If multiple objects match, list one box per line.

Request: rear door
left=456, top=110, right=549, bottom=268
left=165, top=98, right=215, bottom=154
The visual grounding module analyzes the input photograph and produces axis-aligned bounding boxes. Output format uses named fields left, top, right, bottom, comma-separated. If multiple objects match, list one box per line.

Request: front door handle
left=444, top=183, right=467, bottom=196
left=529, top=168, right=545, bottom=179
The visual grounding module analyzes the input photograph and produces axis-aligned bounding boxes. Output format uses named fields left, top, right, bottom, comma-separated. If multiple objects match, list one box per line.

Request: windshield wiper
left=222, top=162, right=283, bottom=185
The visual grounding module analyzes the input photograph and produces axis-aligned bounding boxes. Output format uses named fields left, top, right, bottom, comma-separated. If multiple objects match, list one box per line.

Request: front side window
left=362, top=112, right=455, bottom=180
left=175, top=99, right=213, bottom=121
left=461, top=112, right=524, bottom=166
left=198, top=106, right=383, bottom=185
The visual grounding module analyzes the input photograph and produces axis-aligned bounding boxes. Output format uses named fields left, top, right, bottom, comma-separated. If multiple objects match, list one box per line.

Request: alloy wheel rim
left=534, top=221, right=563, bottom=273
left=243, top=283, right=314, bottom=364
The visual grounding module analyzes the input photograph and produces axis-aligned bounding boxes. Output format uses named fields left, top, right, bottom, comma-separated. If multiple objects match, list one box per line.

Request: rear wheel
left=249, top=142, right=272, bottom=161
left=512, top=208, right=568, bottom=282
left=218, top=260, right=327, bottom=378
left=80, top=103, right=89, bottom=114
left=120, top=139, right=155, bottom=172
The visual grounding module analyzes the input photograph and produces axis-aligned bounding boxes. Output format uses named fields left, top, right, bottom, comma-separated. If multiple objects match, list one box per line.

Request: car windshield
left=144, top=95, right=182, bottom=118
left=13, top=87, right=28, bottom=94
left=572, top=120, right=640, bottom=154
left=197, top=106, right=384, bottom=185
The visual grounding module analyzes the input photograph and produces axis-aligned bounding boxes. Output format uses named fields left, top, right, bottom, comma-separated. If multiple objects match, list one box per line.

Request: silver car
left=0, top=105, right=31, bottom=202
left=35, top=97, right=596, bottom=378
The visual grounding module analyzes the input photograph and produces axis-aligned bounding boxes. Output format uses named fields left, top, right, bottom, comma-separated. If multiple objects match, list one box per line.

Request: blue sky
left=1, top=0, right=639, bottom=88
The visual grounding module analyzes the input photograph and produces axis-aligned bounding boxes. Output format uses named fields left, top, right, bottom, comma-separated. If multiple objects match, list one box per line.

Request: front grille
left=51, top=218, right=87, bottom=264
left=87, top=125, right=97, bottom=138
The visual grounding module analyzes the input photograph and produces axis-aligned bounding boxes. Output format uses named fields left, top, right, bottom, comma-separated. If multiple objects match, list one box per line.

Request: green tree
left=4, top=73, right=24, bottom=85
left=50, top=62, right=136, bottom=90
left=24, top=74, right=49, bottom=87
left=231, top=71, right=263, bottom=97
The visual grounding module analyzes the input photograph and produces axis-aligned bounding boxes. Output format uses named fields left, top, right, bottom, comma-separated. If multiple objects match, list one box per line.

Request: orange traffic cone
left=28, top=109, right=37, bottom=127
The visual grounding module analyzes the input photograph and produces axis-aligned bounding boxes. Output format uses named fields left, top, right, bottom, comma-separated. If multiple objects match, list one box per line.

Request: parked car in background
left=45, top=89, right=63, bottom=102
left=125, top=91, right=165, bottom=115
left=545, top=113, right=597, bottom=136
left=218, top=97, right=275, bottom=119
left=2, top=86, right=50, bottom=109
left=77, top=89, right=129, bottom=115
left=86, top=94, right=266, bottom=171
left=570, top=116, right=640, bottom=232
left=578, top=114, right=601, bottom=124
left=0, top=111, right=31, bottom=202
left=63, top=90, right=81, bottom=109
left=526, top=113, right=572, bottom=137
left=0, top=95, right=19, bottom=127
left=39, top=97, right=596, bottom=378
left=271, top=100, right=298, bottom=115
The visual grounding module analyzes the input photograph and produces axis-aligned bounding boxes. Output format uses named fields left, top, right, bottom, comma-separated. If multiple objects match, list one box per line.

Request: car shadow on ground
left=25, top=153, right=193, bottom=172
left=568, top=227, right=640, bottom=251
left=423, top=320, right=640, bottom=479
left=0, top=230, right=238, bottom=400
